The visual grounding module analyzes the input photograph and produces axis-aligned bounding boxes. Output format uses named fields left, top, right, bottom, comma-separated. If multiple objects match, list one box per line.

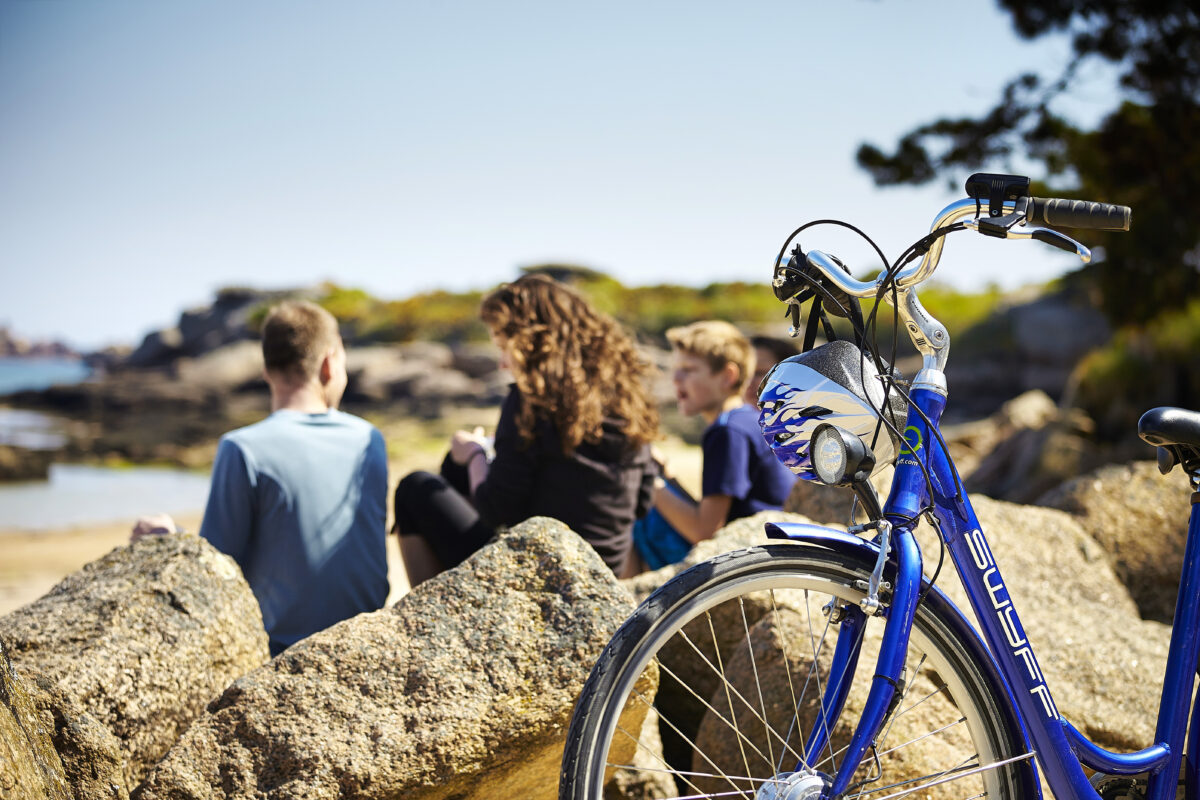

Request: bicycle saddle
left=1138, top=407, right=1200, bottom=476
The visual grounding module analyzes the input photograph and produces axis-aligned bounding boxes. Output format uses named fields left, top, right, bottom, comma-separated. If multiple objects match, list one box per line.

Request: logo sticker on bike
left=900, top=425, right=922, bottom=455
left=965, top=528, right=1059, bottom=720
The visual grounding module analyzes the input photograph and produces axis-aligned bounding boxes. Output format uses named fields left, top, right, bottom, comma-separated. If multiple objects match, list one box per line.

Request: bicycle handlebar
left=1026, top=197, right=1132, bottom=231
left=800, top=190, right=1132, bottom=301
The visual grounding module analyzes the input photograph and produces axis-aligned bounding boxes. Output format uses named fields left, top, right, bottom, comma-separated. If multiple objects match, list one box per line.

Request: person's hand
left=449, top=426, right=490, bottom=466
left=131, top=513, right=179, bottom=543
left=650, top=444, right=672, bottom=479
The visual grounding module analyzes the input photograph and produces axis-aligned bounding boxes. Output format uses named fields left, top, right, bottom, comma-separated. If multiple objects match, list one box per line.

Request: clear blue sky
left=0, top=1, right=1115, bottom=350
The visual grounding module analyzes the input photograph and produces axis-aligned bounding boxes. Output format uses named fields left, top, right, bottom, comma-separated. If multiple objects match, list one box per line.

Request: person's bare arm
left=651, top=481, right=732, bottom=544
left=449, top=426, right=492, bottom=497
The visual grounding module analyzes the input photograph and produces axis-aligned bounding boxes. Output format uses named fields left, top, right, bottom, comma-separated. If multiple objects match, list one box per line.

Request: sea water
left=0, top=464, right=210, bottom=531
left=0, top=357, right=90, bottom=396
left=0, top=364, right=211, bottom=531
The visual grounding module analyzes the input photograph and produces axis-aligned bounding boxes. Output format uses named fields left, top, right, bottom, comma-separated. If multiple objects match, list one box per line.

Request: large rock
left=0, top=638, right=71, bottom=800
left=0, top=534, right=270, bottom=789
left=125, top=328, right=184, bottom=369
left=1037, top=460, right=1194, bottom=622
left=173, top=341, right=265, bottom=391
left=343, top=346, right=426, bottom=402
left=449, top=342, right=501, bottom=379
left=960, top=391, right=1104, bottom=503
left=0, top=444, right=54, bottom=482
left=25, top=670, right=130, bottom=800
left=134, top=517, right=653, bottom=800
left=945, top=285, right=1110, bottom=418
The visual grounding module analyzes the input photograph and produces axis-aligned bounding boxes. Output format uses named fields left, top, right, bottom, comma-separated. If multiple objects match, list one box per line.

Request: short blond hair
left=261, top=301, right=340, bottom=381
left=666, top=320, right=753, bottom=396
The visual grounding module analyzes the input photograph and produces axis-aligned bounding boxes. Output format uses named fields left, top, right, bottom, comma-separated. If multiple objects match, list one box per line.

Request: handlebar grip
left=1027, top=197, right=1131, bottom=231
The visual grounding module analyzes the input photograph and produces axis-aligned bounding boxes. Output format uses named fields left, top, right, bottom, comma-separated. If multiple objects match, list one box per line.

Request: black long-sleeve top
left=473, top=386, right=654, bottom=573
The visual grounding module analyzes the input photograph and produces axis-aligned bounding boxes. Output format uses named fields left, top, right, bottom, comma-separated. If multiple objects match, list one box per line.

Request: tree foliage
left=857, top=2, right=1200, bottom=325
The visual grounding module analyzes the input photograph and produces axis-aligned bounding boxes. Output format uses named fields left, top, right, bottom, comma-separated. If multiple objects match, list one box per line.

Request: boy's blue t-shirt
left=199, top=409, right=389, bottom=655
left=701, top=404, right=795, bottom=523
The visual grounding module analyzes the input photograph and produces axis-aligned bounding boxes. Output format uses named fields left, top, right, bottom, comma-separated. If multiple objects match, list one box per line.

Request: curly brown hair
left=480, top=274, right=658, bottom=454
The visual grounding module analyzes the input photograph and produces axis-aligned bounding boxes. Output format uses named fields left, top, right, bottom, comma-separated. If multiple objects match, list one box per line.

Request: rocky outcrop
left=134, top=518, right=652, bottom=800
left=0, top=534, right=269, bottom=789
left=126, top=288, right=303, bottom=369
left=947, top=390, right=1105, bottom=503
left=1037, top=460, right=1194, bottom=622
left=945, top=285, right=1110, bottom=418
left=1, top=638, right=71, bottom=800
left=0, top=327, right=78, bottom=360
left=172, top=340, right=264, bottom=391
left=0, top=444, right=54, bottom=482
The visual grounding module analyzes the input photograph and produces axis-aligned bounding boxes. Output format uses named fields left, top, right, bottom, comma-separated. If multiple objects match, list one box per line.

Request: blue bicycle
left=560, top=175, right=1200, bottom=799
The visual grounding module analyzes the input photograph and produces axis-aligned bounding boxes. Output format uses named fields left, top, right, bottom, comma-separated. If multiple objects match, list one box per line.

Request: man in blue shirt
left=133, top=301, right=388, bottom=655
left=632, top=320, right=795, bottom=570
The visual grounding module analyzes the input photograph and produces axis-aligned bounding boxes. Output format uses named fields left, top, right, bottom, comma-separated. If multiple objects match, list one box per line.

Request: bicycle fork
left=797, top=525, right=924, bottom=798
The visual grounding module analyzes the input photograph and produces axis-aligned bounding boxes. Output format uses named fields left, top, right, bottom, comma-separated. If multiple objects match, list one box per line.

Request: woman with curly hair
left=393, top=274, right=659, bottom=585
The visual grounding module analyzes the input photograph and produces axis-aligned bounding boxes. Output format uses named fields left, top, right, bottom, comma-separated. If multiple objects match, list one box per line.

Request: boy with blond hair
left=633, top=320, right=794, bottom=569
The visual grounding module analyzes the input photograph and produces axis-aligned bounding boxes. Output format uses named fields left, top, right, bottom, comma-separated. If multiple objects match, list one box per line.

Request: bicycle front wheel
left=560, top=544, right=1032, bottom=800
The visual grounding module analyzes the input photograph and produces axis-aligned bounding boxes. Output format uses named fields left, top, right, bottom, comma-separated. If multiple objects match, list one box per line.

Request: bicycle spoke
left=853, top=751, right=1035, bottom=800
left=876, top=716, right=968, bottom=758
left=706, top=608, right=755, bottom=784
left=613, top=714, right=710, bottom=800
left=875, top=653, right=927, bottom=753
left=624, top=686, right=748, bottom=799
left=602, top=758, right=806, bottom=791
left=804, top=589, right=839, bottom=773
left=740, top=594, right=777, bottom=770
left=770, top=587, right=807, bottom=774
left=669, top=624, right=810, bottom=769
left=652, top=654, right=781, bottom=774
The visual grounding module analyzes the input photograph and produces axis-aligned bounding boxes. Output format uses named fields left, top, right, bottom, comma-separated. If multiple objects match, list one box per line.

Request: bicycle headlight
left=811, top=423, right=875, bottom=486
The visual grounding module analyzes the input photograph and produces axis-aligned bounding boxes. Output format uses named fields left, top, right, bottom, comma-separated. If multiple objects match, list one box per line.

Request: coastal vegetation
left=288, top=266, right=1011, bottom=348
left=1075, top=296, right=1200, bottom=440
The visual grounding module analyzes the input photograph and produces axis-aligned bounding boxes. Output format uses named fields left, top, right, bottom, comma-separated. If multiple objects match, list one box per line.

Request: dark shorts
left=392, top=456, right=495, bottom=570
left=631, top=481, right=694, bottom=571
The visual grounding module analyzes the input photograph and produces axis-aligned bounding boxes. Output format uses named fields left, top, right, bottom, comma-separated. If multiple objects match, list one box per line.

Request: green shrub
left=230, top=269, right=1008, bottom=354
left=1075, top=297, right=1200, bottom=439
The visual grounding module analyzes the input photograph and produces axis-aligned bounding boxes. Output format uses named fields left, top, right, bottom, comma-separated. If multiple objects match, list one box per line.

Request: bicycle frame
left=771, top=383, right=1200, bottom=800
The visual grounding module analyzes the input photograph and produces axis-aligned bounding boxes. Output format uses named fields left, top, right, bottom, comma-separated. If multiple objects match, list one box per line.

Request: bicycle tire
left=560, top=544, right=1033, bottom=799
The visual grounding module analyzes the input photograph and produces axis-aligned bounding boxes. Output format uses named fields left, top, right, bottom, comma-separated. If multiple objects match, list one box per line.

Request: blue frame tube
left=1063, top=719, right=1169, bottom=775
left=802, top=607, right=866, bottom=770
left=1145, top=497, right=1200, bottom=800
left=826, top=527, right=923, bottom=797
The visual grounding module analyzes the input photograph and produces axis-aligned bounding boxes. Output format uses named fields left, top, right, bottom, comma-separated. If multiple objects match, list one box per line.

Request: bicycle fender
left=764, top=521, right=1041, bottom=794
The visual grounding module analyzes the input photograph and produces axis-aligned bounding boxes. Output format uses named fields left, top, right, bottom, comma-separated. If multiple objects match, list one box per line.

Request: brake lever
left=963, top=219, right=1092, bottom=263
